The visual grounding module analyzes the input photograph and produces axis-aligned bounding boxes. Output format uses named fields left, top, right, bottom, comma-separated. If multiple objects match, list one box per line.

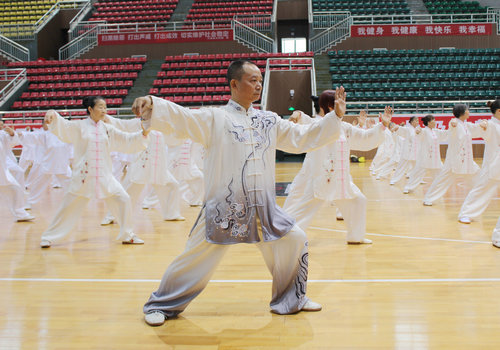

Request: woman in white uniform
left=0, top=122, right=34, bottom=222
left=389, top=117, right=420, bottom=185
left=283, top=90, right=392, bottom=244
left=39, top=96, right=150, bottom=248
left=403, top=115, right=448, bottom=194
left=458, top=99, right=500, bottom=224
left=423, top=104, right=483, bottom=206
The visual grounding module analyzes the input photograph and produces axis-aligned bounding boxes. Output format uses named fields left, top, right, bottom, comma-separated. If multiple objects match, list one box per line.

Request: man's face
left=231, top=63, right=263, bottom=104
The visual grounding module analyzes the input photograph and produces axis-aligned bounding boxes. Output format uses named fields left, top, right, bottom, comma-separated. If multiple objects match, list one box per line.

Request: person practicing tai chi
left=422, top=104, right=482, bottom=206
left=458, top=99, right=500, bottom=224
left=403, top=115, right=448, bottom=194
left=0, top=122, right=34, bottom=222
left=39, top=96, right=150, bottom=248
left=101, top=129, right=185, bottom=224
left=133, top=60, right=344, bottom=326
left=389, top=116, right=420, bottom=185
left=283, top=91, right=393, bottom=245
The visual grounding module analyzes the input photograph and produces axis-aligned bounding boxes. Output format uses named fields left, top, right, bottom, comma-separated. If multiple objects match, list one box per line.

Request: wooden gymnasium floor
left=1, top=160, right=500, bottom=350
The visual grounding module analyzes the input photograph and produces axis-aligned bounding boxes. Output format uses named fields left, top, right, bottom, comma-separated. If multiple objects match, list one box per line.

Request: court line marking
left=309, top=226, right=492, bottom=244
left=2, top=277, right=500, bottom=283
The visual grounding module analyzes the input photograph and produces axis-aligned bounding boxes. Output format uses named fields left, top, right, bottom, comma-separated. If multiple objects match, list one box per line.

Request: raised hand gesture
left=44, top=110, right=57, bottom=124
left=288, top=110, right=302, bottom=124
left=132, top=96, right=153, bottom=120
left=358, top=109, right=367, bottom=127
left=379, top=106, right=393, bottom=127
left=334, top=86, right=346, bottom=118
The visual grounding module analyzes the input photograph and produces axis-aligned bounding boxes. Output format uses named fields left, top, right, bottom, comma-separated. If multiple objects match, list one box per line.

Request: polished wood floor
left=1, top=161, right=500, bottom=349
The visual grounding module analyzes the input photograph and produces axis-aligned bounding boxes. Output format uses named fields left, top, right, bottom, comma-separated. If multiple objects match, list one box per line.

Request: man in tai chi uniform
left=134, top=60, right=344, bottom=326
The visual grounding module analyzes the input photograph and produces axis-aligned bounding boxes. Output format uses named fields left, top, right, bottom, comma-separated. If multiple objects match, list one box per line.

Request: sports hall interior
left=1, top=0, right=500, bottom=348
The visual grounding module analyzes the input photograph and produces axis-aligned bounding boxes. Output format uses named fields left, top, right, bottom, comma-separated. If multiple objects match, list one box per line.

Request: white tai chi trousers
left=459, top=169, right=499, bottom=220
left=404, top=167, right=439, bottom=192
left=390, top=159, right=415, bottom=184
left=126, top=181, right=182, bottom=220
left=143, top=210, right=310, bottom=317
left=0, top=184, right=31, bottom=220
left=42, top=189, right=136, bottom=243
left=423, top=167, right=476, bottom=204
left=284, top=184, right=368, bottom=243
left=27, top=172, right=70, bottom=204
left=492, top=216, right=500, bottom=244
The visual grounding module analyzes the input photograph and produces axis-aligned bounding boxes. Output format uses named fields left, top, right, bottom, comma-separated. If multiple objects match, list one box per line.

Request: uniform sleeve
left=150, top=96, right=213, bottom=148
left=7, top=133, right=21, bottom=148
left=396, top=125, right=410, bottom=139
left=466, top=121, right=484, bottom=139
left=47, top=111, right=81, bottom=144
left=106, top=124, right=149, bottom=154
left=348, top=122, right=386, bottom=151
left=435, top=128, right=449, bottom=143
left=276, top=110, right=341, bottom=154
left=105, top=115, right=142, bottom=132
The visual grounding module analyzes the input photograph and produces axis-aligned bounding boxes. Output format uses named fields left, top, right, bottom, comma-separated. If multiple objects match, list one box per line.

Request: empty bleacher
left=312, top=0, right=410, bottom=15
left=185, top=0, right=274, bottom=28
left=6, top=56, right=146, bottom=110
left=424, top=0, right=488, bottom=14
left=0, top=0, right=57, bottom=25
left=150, top=52, right=314, bottom=106
left=88, top=0, right=178, bottom=24
left=328, top=48, right=500, bottom=108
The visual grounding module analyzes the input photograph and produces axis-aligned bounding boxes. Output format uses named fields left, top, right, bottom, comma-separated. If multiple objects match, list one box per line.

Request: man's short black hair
left=226, top=59, right=257, bottom=87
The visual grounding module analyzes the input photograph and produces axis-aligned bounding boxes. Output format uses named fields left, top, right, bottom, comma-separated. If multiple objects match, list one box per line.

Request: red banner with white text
left=98, top=29, right=234, bottom=45
left=351, top=23, right=492, bottom=37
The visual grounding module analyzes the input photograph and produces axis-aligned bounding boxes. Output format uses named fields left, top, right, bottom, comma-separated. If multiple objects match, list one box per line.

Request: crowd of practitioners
left=369, top=99, right=500, bottom=248
left=0, top=59, right=499, bottom=327
left=1, top=96, right=500, bottom=249
left=0, top=96, right=205, bottom=247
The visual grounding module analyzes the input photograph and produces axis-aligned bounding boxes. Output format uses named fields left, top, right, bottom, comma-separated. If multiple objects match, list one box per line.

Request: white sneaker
left=336, top=215, right=344, bottom=221
left=100, top=216, right=115, bottom=226
left=423, top=201, right=432, bottom=206
left=301, top=299, right=322, bottom=312
left=493, top=240, right=500, bottom=249
left=403, top=189, right=409, bottom=194
left=40, top=239, right=51, bottom=248
left=122, top=234, right=144, bottom=245
left=17, top=214, right=35, bottom=222
left=165, top=216, right=185, bottom=221
left=145, top=312, right=166, bottom=326
left=459, top=217, right=471, bottom=224
left=347, top=238, right=373, bottom=245
left=389, top=182, right=395, bottom=186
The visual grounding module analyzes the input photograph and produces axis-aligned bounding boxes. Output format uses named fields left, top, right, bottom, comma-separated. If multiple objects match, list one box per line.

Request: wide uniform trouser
left=283, top=183, right=368, bottom=243
left=42, top=188, right=136, bottom=243
left=143, top=209, right=310, bottom=317
left=459, top=168, right=499, bottom=220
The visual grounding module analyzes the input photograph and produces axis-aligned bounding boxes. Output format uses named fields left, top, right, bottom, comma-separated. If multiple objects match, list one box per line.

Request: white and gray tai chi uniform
left=143, top=97, right=341, bottom=317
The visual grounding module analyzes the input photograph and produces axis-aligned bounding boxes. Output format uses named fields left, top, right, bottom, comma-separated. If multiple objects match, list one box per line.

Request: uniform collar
left=227, top=99, right=254, bottom=115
